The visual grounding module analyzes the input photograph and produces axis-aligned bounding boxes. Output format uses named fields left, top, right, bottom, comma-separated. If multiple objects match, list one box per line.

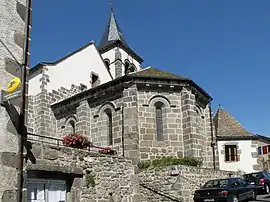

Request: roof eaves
left=30, top=41, right=95, bottom=74
left=51, top=75, right=130, bottom=108
left=128, top=73, right=212, bottom=102
left=216, top=135, right=258, bottom=141
left=256, top=134, right=270, bottom=143
left=99, top=40, right=144, bottom=64
left=189, top=80, right=213, bottom=101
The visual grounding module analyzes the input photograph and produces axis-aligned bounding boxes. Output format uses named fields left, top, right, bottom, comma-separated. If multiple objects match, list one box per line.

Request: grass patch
left=138, top=156, right=202, bottom=170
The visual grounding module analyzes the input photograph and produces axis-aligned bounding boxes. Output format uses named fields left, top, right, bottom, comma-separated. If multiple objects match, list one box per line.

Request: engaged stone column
left=181, top=87, right=197, bottom=157
left=114, top=48, right=122, bottom=78
left=123, top=84, right=139, bottom=165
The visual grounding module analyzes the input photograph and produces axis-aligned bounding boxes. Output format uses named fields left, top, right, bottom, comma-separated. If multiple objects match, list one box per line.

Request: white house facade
left=214, top=107, right=262, bottom=173
left=217, top=138, right=258, bottom=173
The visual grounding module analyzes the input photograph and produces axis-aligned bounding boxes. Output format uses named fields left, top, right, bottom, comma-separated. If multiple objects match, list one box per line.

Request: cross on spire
left=108, top=0, right=114, bottom=12
left=98, top=6, right=128, bottom=49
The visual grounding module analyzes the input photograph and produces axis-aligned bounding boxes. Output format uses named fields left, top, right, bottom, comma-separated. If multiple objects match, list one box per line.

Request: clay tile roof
left=131, top=67, right=187, bottom=79
left=213, top=107, right=253, bottom=137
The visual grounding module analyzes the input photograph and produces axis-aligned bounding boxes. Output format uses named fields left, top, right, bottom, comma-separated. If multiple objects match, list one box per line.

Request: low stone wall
left=139, top=165, right=240, bottom=202
left=1, top=141, right=241, bottom=202
left=1, top=143, right=139, bottom=202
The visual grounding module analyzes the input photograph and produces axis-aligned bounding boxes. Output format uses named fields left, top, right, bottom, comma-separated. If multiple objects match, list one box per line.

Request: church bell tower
left=98, top=9, right=143, bottom=79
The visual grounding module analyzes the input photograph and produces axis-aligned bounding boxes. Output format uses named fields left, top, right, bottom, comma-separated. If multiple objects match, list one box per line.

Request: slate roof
left=131, top=67, right=187, bottom=79
left=213, top=107, right=253, bottom=137
left=98, top=9, right=128, bottom=49
left=98, top=9, right=143, bottom=63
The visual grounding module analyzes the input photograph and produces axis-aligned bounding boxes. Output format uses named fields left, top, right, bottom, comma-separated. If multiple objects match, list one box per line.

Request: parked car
left=193, top=178, right=256, bottom=202
left=243, top=171, right=270, bottom=194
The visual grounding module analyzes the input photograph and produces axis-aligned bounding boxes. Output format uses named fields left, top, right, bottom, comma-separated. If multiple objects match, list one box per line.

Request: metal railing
left=26, top=132, right=117, bottom=154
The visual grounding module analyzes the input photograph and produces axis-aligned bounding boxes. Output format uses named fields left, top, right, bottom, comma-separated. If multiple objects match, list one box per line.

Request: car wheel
left=265, top=184, right=270, bottom=194
left=232, top=195, right=238, bottom=202
left=251, top=189, right=257, bottom=200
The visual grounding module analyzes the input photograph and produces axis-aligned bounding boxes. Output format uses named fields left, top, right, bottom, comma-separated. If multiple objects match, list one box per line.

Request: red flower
left=62, top=134, right=91, bottom=149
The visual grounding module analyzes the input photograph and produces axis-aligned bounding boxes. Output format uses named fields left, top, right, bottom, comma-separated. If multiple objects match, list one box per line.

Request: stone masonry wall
left=137, top=86, right=215, bottom=168
left=0, top=0, right=27, bottom=199
left=28, top=81, right=216, bottom=167
left=88, top=91, right=124, bottom=155
left=1, top=139, right=240, bottom=202
left=28, top=74, right=126, bottom=156
left=1, top=141, right=138, bottom=202
left=180, top=87, right=215, bottom=168
left=139, top=165, right=240, bottom=202
left=27, top=66, right=86, bottom=139
left=137, top=90, right=184, bottom=161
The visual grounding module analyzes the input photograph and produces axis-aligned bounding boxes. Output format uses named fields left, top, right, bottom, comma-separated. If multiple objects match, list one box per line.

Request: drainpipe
left=121, top=104, right=125, bottom=157
left=209, top=101, right=216, bottom=169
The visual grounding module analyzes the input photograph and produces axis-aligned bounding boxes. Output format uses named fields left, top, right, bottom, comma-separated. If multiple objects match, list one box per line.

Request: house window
left=105, top=109, right=113, bottom=145
left=258, top=147, right=262, bottom=155
left=155, top=102, right=164, bottom=141
left=263, top=146, right=268, bottom=154
left=225, top=145, right=238, bottom=162
left=27, top=179, right=66, bottom=202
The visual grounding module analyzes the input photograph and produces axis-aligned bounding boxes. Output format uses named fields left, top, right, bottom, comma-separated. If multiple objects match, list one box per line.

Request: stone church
left=27, top=9, right=217, bottom=167
left=0, top=3, right=220, bottom=201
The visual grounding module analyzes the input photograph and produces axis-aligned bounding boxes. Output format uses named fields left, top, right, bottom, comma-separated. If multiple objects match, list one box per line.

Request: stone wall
left=137, top=90, right=184, bottom=160
left=139, top=165, right=240, bottom=202
left=1, top=142, right=139, bottom=202
left=27, top=79, right=216, bottom=167
left=137, top=86, right=216, bottom=168
left=0, top=0, right=27, bottom=199
left=1, top=139, right=240, bottom=202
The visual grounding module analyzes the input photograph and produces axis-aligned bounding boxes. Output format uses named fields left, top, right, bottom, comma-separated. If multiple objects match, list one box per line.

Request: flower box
left=98, top=147, right=116, bottom=155
left=62, top=134, right=91, bottom=149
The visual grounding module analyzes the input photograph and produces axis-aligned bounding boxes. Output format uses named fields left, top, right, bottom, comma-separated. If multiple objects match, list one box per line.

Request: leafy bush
left=138, top=156, right=202, bottom=170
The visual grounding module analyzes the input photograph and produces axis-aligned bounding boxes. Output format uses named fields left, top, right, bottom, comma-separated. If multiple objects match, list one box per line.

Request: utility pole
left=17, top=0, right=32, bottom=201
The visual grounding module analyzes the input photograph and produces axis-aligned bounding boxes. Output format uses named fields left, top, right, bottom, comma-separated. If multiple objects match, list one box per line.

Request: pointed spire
left=98, top=9, right=128, bottom=49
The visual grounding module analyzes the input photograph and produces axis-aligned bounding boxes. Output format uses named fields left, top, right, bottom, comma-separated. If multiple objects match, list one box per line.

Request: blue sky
left=31, top=1, right=270, bottom=136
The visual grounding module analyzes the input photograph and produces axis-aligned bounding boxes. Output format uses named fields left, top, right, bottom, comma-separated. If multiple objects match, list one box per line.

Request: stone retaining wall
left=1, top=140, right=241, bottom=202
left=1, top=142, right=139, bottom=202
left=139, top=165, right=240, bottom=202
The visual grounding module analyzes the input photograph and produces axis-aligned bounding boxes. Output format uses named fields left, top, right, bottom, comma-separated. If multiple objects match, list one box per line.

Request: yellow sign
left=7, top=77, right=21, bottom=93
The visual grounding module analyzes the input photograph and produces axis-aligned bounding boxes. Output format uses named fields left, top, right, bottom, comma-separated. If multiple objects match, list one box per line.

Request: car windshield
left=263, top=172, right=270, bottom=178
left=202, top=179, right=229, bottom=188
left=243, top=173, right=263, bottom=180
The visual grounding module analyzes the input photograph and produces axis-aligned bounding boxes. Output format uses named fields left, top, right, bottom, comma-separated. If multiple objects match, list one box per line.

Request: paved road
left=250, top=194, right=270, bottom=201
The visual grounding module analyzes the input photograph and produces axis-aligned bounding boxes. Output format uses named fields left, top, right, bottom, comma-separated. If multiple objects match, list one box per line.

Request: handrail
left=26, top=132, right=117, bottom=154
left=27, top=132, right=61, bottom=141
left=140, top=183, right=182, bottom=202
